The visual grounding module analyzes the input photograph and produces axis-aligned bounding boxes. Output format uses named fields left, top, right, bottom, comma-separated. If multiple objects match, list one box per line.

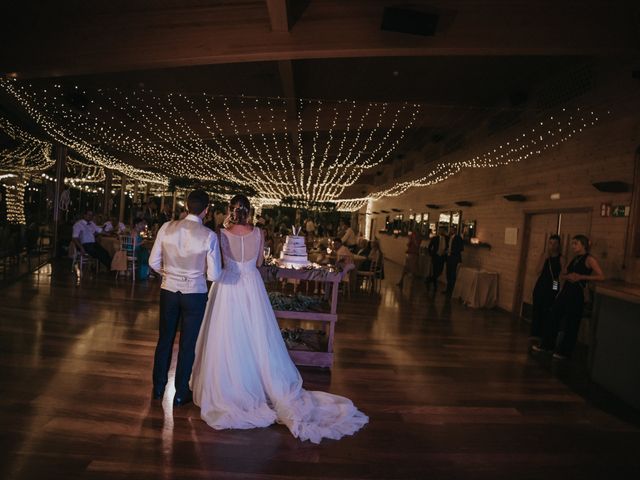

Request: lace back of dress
left=222, top=228, right=260, bottom=264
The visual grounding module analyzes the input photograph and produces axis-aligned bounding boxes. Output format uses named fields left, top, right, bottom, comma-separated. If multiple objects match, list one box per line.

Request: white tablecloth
left=452, top=266, right=498, bottom=308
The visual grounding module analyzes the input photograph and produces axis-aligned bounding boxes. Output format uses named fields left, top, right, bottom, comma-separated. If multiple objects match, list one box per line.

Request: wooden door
left=521, top=213, right=560, bottom=315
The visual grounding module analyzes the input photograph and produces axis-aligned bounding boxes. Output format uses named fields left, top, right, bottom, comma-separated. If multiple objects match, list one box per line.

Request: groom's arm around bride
left=148, top=189, right=221, bottom=406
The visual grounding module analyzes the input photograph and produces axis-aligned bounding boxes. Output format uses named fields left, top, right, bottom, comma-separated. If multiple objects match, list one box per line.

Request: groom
left=149, top=189, right=221, bottom=406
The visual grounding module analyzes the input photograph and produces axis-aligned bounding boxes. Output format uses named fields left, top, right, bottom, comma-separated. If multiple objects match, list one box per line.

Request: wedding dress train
left=191, top=227, right=368, bottom=444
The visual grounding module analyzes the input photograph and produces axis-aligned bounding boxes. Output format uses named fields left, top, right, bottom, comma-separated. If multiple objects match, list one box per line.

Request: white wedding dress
left=191, top=227, right=368, bottom=444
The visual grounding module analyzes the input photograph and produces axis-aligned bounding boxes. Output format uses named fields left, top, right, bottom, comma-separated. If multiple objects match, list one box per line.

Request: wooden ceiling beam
left=266, top=0, right=290, bottom=32
left=1, top=1, right=637, bottom=78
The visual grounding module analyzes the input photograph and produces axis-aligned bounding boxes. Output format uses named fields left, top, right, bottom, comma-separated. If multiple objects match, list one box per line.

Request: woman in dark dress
left=530, top=234, right=564, bottom=341
left=533, top=234, right=605, bottom=360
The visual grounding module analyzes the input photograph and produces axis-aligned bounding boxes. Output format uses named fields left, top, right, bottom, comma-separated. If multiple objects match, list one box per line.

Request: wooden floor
left=1, top=262, right=639, bottom=480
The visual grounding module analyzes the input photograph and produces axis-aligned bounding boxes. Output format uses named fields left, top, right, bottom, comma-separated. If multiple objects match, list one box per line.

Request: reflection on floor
left=0, top=261, right=639, bottom=479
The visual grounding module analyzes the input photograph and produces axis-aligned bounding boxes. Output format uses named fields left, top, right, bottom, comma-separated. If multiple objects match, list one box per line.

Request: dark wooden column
left=118, top=175, right=127, bottom=224
left=52, top=144, right=67, bottom=256
left=103, top=169, right=112, bottom=217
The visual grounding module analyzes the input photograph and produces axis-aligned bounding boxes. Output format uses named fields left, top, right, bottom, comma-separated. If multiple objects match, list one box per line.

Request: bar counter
left=589, top=281, right=640, bottom=410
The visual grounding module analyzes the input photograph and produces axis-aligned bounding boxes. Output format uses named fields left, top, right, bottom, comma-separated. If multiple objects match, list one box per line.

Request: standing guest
left=158, top=204, right=174, bottom=225
left=396, top=229, right=422, bottom=288
left=325, top=222, right=334, bottom=237
left=445, top=225, right=464, bottom=296
left=305, top=217, right=316, bottom=236
left=426, top=227, right=448, bottom=292
left=533, top=235, right=604, bottom=360
left=72, top=210, right=111, bottom=269
left=529, top=234, right=565, bottom=341
left=340, top=219, right=357, bottom=251
left=131, top=218, right=151, bottom=280
left=204, top=208, right=216, bottom=231
left=149, top=190, right=222, bottom=405
left=143, top=199, right=158, bottom=228
left=214, top=209, right=226, bottom=231
left=103, top=216, right=126, bottom=235
left=263, top=228, right=274, bottom=257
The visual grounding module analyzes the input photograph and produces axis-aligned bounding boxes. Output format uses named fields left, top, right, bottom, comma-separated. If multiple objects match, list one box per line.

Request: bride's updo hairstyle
left=227, top=194, right=251, bottom=225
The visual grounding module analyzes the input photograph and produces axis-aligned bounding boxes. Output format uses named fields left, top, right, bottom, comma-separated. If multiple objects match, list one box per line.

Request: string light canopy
left=0, top=79, right=609, bottom=213
left=0, top=79, right=422, bottom=207
left=0, top=114, right=53, bottom=172
left=338, top=106, right=607, bottom=211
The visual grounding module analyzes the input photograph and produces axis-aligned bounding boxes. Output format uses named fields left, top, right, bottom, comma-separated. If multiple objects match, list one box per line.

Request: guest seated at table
left=360, top=239, right=384, bottom=277
left=333, top=237, right=354, bottom=267
left=356, top=239, right=371, bottom=257
left=103, top=216, right=126, bottom=235
left=72, top=210, right=111, bottom=269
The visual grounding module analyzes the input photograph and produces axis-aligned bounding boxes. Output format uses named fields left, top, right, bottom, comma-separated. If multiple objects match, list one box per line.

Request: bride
left=190, top=194, right=368, bottom=444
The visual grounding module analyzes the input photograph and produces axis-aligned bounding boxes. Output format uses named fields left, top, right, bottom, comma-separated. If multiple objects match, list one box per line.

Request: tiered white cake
left=279, top=227, right=309, bottom=267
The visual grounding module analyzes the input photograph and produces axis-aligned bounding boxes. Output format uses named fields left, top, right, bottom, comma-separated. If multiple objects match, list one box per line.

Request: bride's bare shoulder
left=224, top=225, right=254, bottom=236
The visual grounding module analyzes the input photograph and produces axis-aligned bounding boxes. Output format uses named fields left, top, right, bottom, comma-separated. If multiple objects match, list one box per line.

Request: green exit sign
left=611, top=205, right=630, bottom=217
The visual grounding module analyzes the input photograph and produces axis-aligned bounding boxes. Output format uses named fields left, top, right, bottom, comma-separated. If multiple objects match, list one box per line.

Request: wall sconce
left=550, top=192, right=561, bottom=200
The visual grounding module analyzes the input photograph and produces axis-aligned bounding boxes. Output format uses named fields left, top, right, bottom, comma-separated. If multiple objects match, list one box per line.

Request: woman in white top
left=191, top=194, right=368, bottom=444
left=103, top=216, right=126, bottom=235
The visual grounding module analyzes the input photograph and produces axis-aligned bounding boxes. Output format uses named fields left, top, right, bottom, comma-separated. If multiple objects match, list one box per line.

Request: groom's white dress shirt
left=149, top=214, right=221, bottom=294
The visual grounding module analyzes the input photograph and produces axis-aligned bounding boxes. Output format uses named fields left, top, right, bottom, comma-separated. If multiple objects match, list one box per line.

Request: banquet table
left=451, top=266, right=499, bottom=308
left=97, top=235, right=121, bottom=257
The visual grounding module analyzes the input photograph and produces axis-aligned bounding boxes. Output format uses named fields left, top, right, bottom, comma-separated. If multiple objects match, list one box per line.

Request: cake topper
left=292, top=225, right=303, bottom=236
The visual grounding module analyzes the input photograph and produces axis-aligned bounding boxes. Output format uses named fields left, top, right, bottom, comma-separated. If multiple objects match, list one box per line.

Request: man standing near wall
left=446, top=225, right=464, bottom=296
left=427, top=227, right=448, bottom=292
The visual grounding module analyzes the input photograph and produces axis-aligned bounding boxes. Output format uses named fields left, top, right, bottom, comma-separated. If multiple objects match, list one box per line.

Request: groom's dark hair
left=187, top=189, right=209, bottom=215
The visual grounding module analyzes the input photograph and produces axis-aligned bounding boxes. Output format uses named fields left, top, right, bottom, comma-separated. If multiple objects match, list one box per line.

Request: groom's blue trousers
left=152, top=289, right=207, bottom=396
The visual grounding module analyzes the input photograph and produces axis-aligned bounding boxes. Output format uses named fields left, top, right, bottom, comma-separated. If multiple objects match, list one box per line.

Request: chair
left=337, top=256, right=354, bottom=299
left=357, top=258, right=379, bottom=294
left=116, top=235, right=137, bottom=283
left=69, top=241, right=99, bottom=277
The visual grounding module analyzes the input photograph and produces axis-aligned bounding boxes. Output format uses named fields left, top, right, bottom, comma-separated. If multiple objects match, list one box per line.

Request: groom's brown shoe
left=173, top=391, right=193, bottom=406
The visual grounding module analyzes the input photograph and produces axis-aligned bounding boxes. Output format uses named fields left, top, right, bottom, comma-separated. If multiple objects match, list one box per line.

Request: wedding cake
left=279, top=226, right=309, bottom=267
